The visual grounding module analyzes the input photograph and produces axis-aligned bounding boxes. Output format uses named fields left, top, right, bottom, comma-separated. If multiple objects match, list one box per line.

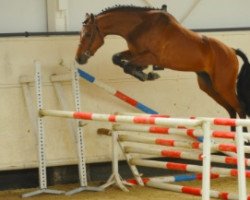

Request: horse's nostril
left=75, top=57, right=81, bottom=64
left=76, top=56, right=87, bottom=65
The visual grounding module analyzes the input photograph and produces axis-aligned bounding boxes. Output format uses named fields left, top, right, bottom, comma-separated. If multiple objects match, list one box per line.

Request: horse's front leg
left=124, top=51, right=160, bottom=81
left=112, top=50, right=148, bottom=81
left=112, top=50, right=160, bottom=81
left=112, top=50, right=132, bottom=67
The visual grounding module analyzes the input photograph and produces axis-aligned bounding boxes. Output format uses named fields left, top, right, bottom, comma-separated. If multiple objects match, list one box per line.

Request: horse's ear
left=161, top=4, right=167, bottom=11
left=90, top=13, right=95, bottom=23
left=85, top=13, right=90, bottom=18
left=83, top=13, right=89, bottom=25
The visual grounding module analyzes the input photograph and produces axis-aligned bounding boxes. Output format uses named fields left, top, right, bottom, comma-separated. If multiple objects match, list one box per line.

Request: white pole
left=66, top=65, right=102, bottom=195
left=72, top=66, right=87, bottom=187
left=112, top=132, right=130, bottom=191
left=201, top=121, right=211, bottom=200
left=35, top=61, right=47, bottom=190
left=236, top=125, right=247, bottom=200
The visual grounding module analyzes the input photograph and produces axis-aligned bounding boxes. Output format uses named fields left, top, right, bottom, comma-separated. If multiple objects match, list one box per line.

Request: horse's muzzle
left=75, top=55, right=88, bottom=65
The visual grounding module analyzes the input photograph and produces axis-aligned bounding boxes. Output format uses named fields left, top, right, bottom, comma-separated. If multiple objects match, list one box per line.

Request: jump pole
left=126, top=173, right=221, bottom=185
left=146, top=181, right=250, bottom=200
left=39, top=109, right=203, bottom=127
left=118, top=134, right=250, bottom=153
left=124, top=146, right=250, bottom=166
left=130, top=158, right=250, bottom=178
left=77, top=68, right=158, bottom=114
left=113, top=124, right=250, bottom=141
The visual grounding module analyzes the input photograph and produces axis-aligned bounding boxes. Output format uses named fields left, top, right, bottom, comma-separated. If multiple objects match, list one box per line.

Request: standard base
left=22, top=188, right=65, bottom=198
left=65, top=186, right=104, bottom=196
left=100, top=173, right=134, bottom=192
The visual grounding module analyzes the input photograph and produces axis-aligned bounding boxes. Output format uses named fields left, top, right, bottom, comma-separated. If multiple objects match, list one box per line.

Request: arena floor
left=0, top=177, right=249, bottom=200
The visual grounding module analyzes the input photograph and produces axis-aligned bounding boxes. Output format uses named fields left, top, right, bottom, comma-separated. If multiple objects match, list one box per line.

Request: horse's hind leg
left=213, top=81, right=247, bottom=132
left=196, top=72, right=237, bottom=120
left=197, top=72, right=238, bottom=133
left=208, top=64, right=247, bottom=131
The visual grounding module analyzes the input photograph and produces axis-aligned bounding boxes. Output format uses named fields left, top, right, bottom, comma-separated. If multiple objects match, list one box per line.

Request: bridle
left=80, top=20, right=103, bottom=59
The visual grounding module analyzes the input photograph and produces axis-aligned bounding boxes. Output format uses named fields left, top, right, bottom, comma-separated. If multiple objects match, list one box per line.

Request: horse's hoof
left=133, top=71, right=147, bottom=81
left=147, top=72, right=160, bottom=80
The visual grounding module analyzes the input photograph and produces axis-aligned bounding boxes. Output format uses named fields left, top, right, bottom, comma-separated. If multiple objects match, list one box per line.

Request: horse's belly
left=160, top=59, right=205, bottom=72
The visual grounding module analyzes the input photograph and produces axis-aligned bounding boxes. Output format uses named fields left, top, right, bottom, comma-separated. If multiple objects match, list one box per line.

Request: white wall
left=151, top=0, right=250, bottom=28
left=182, top=0, right=250, bottom=29
left=0, top=31, right=250, bottom=170
left=0, top=0, right=47, bottom=32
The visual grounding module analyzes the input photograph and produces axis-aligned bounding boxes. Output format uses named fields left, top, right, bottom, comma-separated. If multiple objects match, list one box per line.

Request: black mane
left=97, top=5, right=165, bottom=16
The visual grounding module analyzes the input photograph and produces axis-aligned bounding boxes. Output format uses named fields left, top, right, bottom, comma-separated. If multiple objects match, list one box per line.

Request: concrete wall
left=0, top=31, right=250, bottom=170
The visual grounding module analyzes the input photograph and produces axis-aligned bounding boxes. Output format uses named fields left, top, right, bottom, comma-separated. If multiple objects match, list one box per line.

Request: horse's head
left=75, top=13, right=104, bottom=65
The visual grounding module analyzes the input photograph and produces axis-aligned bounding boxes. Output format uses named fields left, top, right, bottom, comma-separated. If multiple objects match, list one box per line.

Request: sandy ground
left=0, top=177, right=249, bottom=200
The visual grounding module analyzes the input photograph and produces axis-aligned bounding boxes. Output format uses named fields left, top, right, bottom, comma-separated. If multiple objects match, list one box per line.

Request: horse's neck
left=97, top=12, right=144, bottom=38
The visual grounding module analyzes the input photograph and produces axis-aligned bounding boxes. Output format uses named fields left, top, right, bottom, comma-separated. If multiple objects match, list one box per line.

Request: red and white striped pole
left=146, top=181, right=250, bottom=200
left=124, top=146, right=250, bottom=166
left=130, top=158, right=250, bottom=178
left=113, top=124, right=250, bottom=140
left=119, top=134, right=250, bottom=153
left=39, top=109, right=202, bottom=127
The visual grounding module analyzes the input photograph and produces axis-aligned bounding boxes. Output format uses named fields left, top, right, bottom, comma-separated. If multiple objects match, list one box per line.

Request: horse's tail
left=235, top=48, right=250, bottom=116
left=235, top=49, right=249, bottom=64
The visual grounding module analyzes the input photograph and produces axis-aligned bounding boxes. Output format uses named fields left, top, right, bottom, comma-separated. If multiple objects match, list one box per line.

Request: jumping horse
left=75, top=5, right=250, bottom=130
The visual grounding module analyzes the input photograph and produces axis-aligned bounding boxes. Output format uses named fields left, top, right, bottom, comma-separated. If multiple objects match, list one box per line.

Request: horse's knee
left=112, top=53, right=123, bottom=66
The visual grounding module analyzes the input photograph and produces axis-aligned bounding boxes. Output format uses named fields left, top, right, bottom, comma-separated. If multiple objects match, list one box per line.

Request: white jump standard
left=22, top=62, right=102, bottom=197
left=22, top=62, right=64, bottom=198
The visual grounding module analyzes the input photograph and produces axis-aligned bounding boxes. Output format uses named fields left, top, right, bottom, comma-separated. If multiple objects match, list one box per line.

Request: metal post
left=201, top=121, right=211, bottom=200
left=65, top=64, right=102, bottom=195
left=22, top=61, right=64, bottom=197
left=236, top=125, right=247, bottom=200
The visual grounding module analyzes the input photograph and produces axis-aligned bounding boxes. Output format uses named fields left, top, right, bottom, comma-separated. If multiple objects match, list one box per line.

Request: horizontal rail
left=39, top=109, right=203, bottom=127
left=119, top=134, right=250, bottom=153
left=130, top=158, right=250, bottom=178
left=126, top=173, right=222, bottom=185
left=113, top=124, right=250, bottom=140
left=206, top=117, right=250, bottom=127
left=125, top=146, right=250, bottom=166
left=146, top=181, right=248, bottom=200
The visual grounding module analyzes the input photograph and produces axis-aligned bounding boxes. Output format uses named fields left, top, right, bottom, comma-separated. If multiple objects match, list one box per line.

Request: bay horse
left=75, top=5, right=250, bottom=129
